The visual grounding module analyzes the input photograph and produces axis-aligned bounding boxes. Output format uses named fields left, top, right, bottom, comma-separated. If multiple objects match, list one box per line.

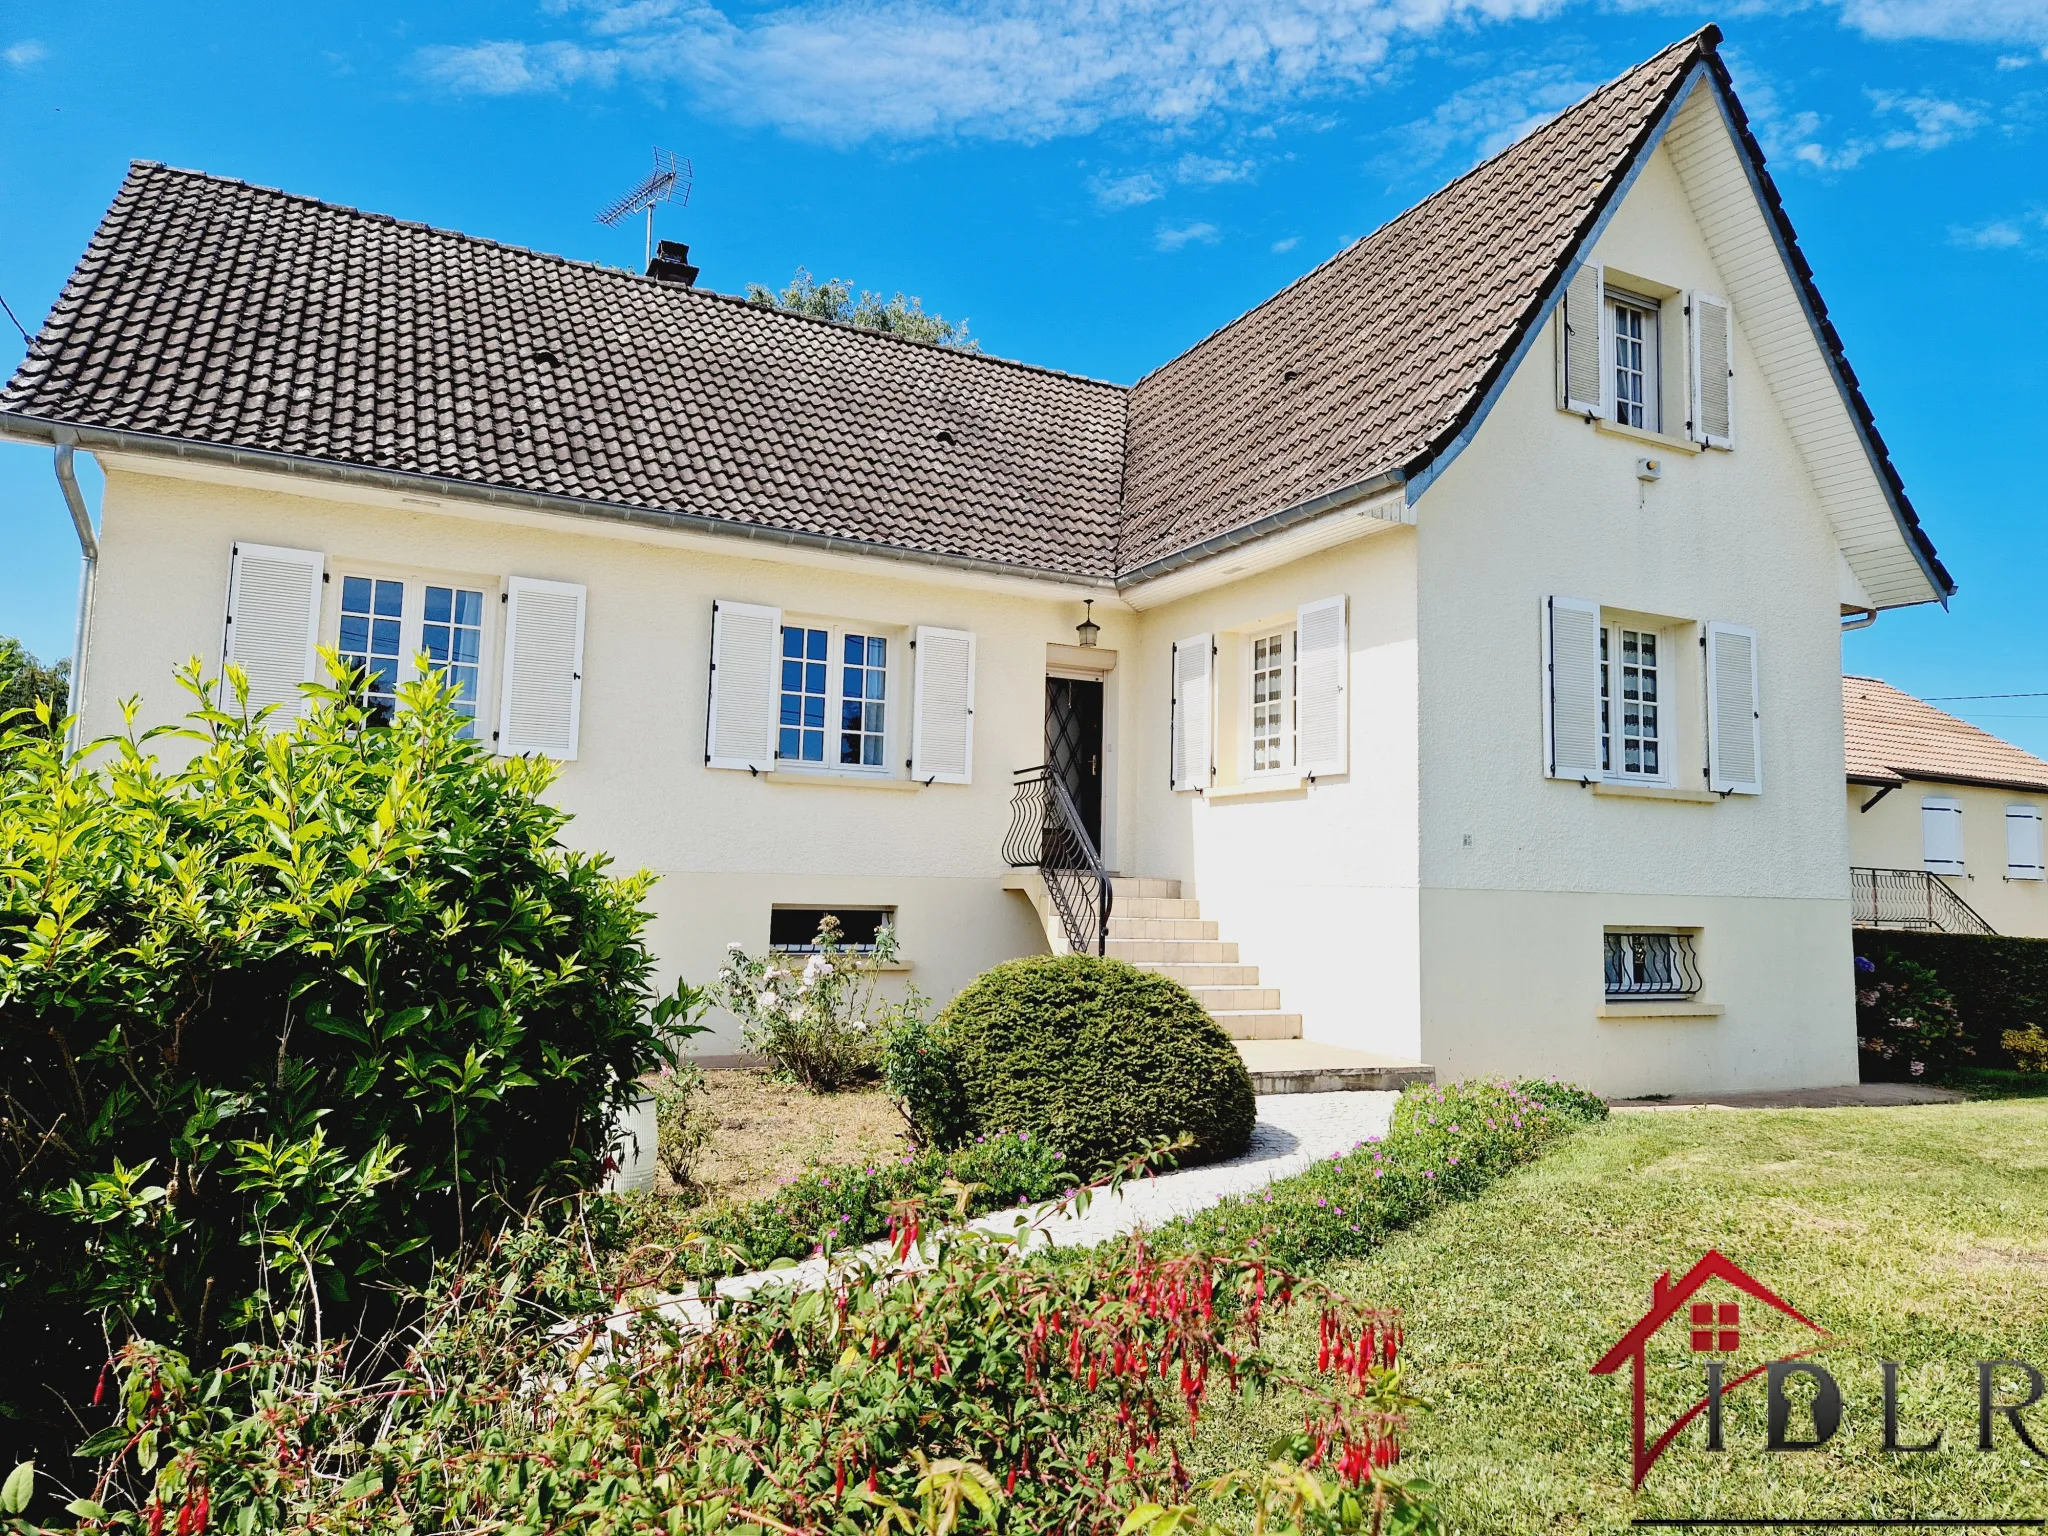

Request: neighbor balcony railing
left=1604, top=931, right=1703, bottom=1000
left=1003, top=765, right=1113, bottom=957
left=1850, top=866, right=1996, bottom=936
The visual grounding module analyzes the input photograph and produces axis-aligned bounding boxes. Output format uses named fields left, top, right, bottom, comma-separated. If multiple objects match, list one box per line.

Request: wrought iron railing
left=1004, top=765, right=1113, bottom=956
left=1604, top=931, right=1703, bottom=1000
left=1851, top=867, right=1996, bottom=935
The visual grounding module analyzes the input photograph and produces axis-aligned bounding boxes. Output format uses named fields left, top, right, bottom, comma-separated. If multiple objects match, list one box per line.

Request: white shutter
left=705, top=599, right=781, bottom=771
left=1171, top=634, right=1213, bottom=792
left=1544, top=597, right=1602, bottom=781
left=497, top=576, right=585, bottom=760
left=1704, top=621, right=1762, bottom=795
left=1559, top=261, right=1605, bottom=416
left=2008, top=805, right=2044, bottom=880
left=1296, top=596, right=1348, bottom=778
left=223, top=542, right=325, bottom=723
left=1688, top=292, right=1734, bottom=449
left=910, top=626, right=975, bottom=784
left=1923, top=797, right=1965, bottom=875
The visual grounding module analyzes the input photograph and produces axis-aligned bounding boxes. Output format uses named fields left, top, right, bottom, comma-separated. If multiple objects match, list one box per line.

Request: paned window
left=1250, top=630, right=1293, bottom=773
left=1600, top=627, right=1661, bottom=778
left=422, top=585, right=486, bottom=737
left=1610, top=296, right=1659, bottom=430
left=779, top=623, right=890, bottom=770
left=1604, top=931, right=1699, bottom=999
left=840, top=634, right=888, bottom=768
left=779, top=626, right=830, bottom=763
left=338, top=576, right=404, bottom=725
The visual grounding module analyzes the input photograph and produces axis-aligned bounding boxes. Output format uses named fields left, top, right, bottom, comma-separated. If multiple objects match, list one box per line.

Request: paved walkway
left=1611, top=1082, right=1965, bottom=1111
left=632, top=1092, right=1399, bottom=1332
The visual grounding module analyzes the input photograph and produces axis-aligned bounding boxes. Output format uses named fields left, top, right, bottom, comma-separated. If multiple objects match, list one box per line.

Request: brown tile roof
left=0, top=28, right=1947, bottom=597
left=0, top=164, right=1127, bottom=579
left=1844, top=676, right=2048, bottom=794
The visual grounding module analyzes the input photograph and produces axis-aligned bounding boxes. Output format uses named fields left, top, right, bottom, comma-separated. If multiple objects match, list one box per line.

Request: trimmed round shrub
left=937, top=953, right=1256, bottom=1176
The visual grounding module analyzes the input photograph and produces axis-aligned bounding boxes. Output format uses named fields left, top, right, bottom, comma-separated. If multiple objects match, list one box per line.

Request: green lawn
left=1190, top=1101, right=2048, bottom=1532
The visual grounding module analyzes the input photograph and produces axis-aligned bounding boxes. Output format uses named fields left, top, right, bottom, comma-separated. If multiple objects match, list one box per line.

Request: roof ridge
left=1129, top=26, right=1718, bottom=391
left=120, top=161, right=1129, bottom=394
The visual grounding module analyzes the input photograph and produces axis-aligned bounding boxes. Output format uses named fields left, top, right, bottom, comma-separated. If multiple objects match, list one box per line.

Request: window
left=1250, top=629, right=1293, bottom=773
left=1610, top=294, right=1659, bottom=430
left=338, top=576, right=404, bottom=726
left=1604, top=932, right=1699, bottom=999
left=1600, top=627, right=1661, bottom=779
left=779, top=623, right=890, bottom=770
left=335, top=574, right=490, bottom=737
left=1923, top=797, right=1965, bottom=875
left=769, top=906, right=895, bottom=952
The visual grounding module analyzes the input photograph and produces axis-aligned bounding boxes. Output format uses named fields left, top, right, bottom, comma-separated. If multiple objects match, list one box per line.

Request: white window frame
left=776, top=616, right=900, bottom=777
left=1608, top=289, right=1661, bottom=432
left=1242, top=626, right=1296, bottom=778
left=1922, top=796, right=1966, bottom=876
left=1598, top=621, right=1669, bottom=785
left=327, top=564, right=501, bottom=738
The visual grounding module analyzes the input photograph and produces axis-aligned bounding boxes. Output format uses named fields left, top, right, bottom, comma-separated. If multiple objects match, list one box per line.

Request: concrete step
left=1235, top=1040, right=1436, bottom=1096
left=1107, top=916, right=1218, bottom=941
left=1211, top=1011, right=1303, bottom=1041
left=1107, top=938, right=1239, bottom=965
left=1111, top=876, right=1182, bottom=900
left=1189, top=986, right=1282, bottom=1012
left=1111, top=896, right=1202, bottom=921
left=1137, top=961, right=1263, bottom=988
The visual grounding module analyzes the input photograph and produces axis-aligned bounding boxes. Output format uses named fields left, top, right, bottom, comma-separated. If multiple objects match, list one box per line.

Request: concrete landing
left=1611, top=1083, right=1966, bottom=1111
left=1234, top=1039, right=1435, bottom=1095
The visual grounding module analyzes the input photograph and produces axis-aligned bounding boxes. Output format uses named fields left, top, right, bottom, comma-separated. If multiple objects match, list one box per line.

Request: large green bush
left=938, top=954, right=1256, bottom=1176
left=1855, top=931, right=2048, bottom=1070
left=0, top=663, right=675, bottom=1470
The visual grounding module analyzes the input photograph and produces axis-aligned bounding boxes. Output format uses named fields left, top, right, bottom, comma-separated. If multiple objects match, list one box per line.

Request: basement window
left=769, top=906, right=896, bottom=953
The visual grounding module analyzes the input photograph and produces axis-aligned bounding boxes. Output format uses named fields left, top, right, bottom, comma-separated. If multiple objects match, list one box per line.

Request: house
left=0, top=27, right=1955, bottom=1097
left=1845, top=677, right=2048, bottom=938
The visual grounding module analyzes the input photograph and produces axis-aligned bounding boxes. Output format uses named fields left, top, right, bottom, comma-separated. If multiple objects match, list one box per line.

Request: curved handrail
left=1004, top=765, right=1113, bottom=955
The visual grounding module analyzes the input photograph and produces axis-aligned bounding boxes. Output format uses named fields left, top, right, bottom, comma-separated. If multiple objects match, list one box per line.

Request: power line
left=1923, top=691, right=2048, bottom=702
left=0, top=291, right=29, bottom=345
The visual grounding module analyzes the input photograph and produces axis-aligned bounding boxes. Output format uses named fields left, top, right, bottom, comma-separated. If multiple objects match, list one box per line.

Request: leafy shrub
left=1511, top=1078, right=1609, bottom=1124
left=649, top=1062, right=714, bottom=1193
left=0, top=662, right=676, bottom=1474
left=939, top=954, right=1257, bottom=1176
left=882, top=1007, right=971, bottom=1148
left=2003, top=1025, right=2048, bottom=1073
left=60, top=1176, right=1429, bottom=1536
left=613, top=1127, right=1072, bottom=1282
left=1856, top=932, right=2048, bottom=1070
left=718, top=915, right=922, bottom=1091
left=1854, top=950, right=1972, bottom=1079
left=1158, top=1080, right=1584, bottom=1271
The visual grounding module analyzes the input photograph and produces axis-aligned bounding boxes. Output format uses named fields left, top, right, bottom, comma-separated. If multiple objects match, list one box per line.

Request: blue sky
left=3, top=1, right=2045, bottom=743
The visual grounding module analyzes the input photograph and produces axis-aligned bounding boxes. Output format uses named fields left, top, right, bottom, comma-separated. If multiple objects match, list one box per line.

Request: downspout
left=1841, top=608, right=1878, bottom=632
left=52, top=430, right=99, bottom=751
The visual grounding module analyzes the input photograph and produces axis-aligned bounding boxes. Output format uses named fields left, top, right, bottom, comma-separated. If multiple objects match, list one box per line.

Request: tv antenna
left=595, top=147, right=692, bottom=267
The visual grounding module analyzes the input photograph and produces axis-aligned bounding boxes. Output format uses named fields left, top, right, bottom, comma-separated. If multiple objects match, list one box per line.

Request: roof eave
left=0, top=412, right=1123, bottom=593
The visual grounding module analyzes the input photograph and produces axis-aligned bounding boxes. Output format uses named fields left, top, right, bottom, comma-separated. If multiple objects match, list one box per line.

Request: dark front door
left=1045, top=676, right=1104, bottom=855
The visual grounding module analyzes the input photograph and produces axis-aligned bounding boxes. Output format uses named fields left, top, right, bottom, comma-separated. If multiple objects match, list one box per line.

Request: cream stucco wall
left=1409, top=139, right=1861, bottom=1093
left=78, top=465, right=1126, bottom=1053
left=1127, top=526, right=1423, bottom=1061
left=1848, top=780, right=2048, bottom=938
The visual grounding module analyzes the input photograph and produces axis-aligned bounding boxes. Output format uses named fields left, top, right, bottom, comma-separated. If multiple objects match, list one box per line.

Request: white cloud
left=1271, top=235, right=1301, bottom=252
left=4, top=39, right=47, bottom=68
left=1868, top=89, right=1985, bottom=149
left=1156, top=221, right=1221, bottom=251
left=1951, top=219, right=2026, bottom=247
left=1393, top=64, right=1594, bottom=167
left=1090, top=171, right=1164, bottom=209
left=1175, top=153, right=1255, bottom=184
left=1733, top=56, right=1990, bottom=174
left=420, top=0, right=2048, bottom=145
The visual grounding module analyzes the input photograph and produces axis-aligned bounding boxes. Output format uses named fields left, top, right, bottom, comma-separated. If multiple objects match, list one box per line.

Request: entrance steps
left=1104, top=875, right=1299, bottom=1041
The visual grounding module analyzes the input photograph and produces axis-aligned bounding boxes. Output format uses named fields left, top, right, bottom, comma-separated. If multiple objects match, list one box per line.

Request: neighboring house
left=1845, top=677, right=2048, bottom=939
left=0, top=27, right=1955, bottom=1096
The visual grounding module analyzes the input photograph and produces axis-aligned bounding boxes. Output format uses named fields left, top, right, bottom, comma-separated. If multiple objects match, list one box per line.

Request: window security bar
left=1604, top=931, right=1702, bottom=1000
left=1849, top=867, right=1995, bottom=936
left=1003, top=765, right=1113, bottom=957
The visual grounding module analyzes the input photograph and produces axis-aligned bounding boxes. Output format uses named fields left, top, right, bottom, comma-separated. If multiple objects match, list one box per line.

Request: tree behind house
left=746, top=267, right=979, bottom=351
left=0, top=636, right=68, bottom=746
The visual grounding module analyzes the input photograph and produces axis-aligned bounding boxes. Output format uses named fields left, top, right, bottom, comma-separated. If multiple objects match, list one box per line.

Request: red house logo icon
left=1590, top=1249, right=1830, bottom=1489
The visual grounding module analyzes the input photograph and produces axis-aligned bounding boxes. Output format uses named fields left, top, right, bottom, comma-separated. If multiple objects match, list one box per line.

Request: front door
left=1045, top=676, right=1104, bottom=855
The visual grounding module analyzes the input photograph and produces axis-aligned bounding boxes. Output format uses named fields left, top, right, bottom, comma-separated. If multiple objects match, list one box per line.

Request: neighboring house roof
left=1844, top=676, right=2048, bottom=794
left=0, top=29, right=1949, bottom=599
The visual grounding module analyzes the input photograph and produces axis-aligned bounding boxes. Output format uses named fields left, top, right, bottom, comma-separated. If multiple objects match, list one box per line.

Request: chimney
left=647, top=239, right=699, bottom=287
